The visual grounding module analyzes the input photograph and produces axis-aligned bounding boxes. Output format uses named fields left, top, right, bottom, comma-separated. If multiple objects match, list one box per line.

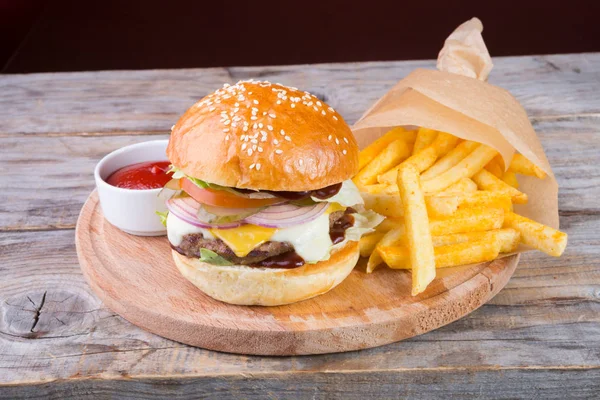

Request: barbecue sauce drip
left=264, top=182, right=343, bottom=201
left=329, top=213, right=355, bottom=245
left=258, top=251, right=305, bottom=269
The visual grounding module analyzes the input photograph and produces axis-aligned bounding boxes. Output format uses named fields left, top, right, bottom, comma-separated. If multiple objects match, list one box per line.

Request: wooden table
left=1, top=54, right=598, bottom=399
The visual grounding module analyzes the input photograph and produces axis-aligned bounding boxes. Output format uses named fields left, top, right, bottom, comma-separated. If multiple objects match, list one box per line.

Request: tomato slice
left=180, top=178, right=282, bottom=208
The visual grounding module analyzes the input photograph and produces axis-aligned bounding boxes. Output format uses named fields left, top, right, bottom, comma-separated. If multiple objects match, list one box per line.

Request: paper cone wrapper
left=351, top=18, right=559, bottom=230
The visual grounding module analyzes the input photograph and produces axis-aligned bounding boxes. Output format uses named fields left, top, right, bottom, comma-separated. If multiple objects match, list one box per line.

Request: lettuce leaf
left=312, top=180, right=364, bottom=207
left=155, top=210, right=169, bottom=227
left=199, top=248, right=234, bottom=266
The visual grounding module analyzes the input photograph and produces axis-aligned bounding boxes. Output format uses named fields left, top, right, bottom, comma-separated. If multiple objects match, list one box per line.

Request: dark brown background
left=1, top=0, right=599, bottom=73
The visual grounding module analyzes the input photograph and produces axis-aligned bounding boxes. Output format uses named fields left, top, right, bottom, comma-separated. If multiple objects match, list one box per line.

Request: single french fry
left=434, top=239, right=501, bottom=268
left=432, top=228, right=521, bottom=253
left=361, top=184, right=391, bottom=194
left=438, top=177, right=478, bottom=194
left=421, top=145, right=499, bottom=193
left=378, top=245, right=410, bottom=269
left=503, top=212, right=567, bottom=257
left=397, top=166, right=436, bottom=296
left=412, top=127, right=438, bottom=155
left=359, top=232, right=385, bottom=257
left=425, top=196, right=461, bottom=218
left=430, top=131, right=461, bottom=157
left=501, top=171, right=519, bottom=188
left=354, top=139, right=411, bottom=186
left=421, top=141, right=480, bottom=180
left=429, top=207, right=504, bottom=236
left=367, top=226, right=406, bottom=273
left=380, top=238, right=502, bottom=269
left=485, top=157, right=504, bottom=178
left=358, top=127, right=408, bottom=170
left=457, top=191, right=513, bottom=212
left=375, top=217, right=404, bottom=233
left=378, top=147, right=438, bottom=184
left=361, top=192, right=404, bottom=218
left=508, top=153, right=547, bottom=179
left=472, top=169, right=528, bottom=204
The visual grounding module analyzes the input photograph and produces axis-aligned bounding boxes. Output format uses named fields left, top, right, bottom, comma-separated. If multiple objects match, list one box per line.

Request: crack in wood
left=29, top=291, right=46, bottom=333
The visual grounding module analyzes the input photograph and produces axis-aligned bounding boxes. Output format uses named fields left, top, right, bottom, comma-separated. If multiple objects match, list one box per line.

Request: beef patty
left=171, top=210, right=349, bottom=265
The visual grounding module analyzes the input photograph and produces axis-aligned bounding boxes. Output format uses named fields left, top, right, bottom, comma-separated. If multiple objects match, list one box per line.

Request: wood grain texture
left=0, top=54, right=599, bottom=136
left=0, top=53, right=599, bottom=397
left=75, top=191, right=517, bottom=355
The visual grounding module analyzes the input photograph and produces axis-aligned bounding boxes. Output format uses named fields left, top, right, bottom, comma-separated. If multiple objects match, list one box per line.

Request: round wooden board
left=76, top=191, right=519, bottom=356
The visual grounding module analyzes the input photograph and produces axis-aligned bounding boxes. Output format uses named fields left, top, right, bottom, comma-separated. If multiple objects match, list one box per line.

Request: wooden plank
left=1, top=369, right=599, bottom=399
left=0, top=54, right=599, bottom=136
left=1, top=207, right=598, bottom=384
left=1, top=115, right=597, bottom=231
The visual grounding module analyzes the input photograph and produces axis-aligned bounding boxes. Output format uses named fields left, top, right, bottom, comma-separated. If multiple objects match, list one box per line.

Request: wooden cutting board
left=76, top=191, right=518, bottom=355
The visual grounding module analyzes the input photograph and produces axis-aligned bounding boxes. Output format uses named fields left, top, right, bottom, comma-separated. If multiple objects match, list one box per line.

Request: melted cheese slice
left=210, top=225, right=277, bottom=257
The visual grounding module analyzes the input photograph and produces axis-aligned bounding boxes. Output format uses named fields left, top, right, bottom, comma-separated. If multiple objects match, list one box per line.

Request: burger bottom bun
left=172, top=241, right=360, bottom=306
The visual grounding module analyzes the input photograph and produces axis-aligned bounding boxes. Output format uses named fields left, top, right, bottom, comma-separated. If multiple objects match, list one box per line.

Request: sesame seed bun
left=171, top=241, right=359, bottom=306
left=167, top=80, right=359, bottom=191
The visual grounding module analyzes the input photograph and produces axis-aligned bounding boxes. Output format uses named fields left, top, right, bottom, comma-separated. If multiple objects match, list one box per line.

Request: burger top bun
left=167, top=80, right=359, bottom=191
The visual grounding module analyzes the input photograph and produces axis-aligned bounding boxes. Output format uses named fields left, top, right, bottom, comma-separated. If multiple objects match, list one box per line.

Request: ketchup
left=106, top=161, right=172, bottom=189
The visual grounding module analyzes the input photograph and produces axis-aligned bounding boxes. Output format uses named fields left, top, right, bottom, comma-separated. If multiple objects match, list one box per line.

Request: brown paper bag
left=352, top=18, right=559, bottom=230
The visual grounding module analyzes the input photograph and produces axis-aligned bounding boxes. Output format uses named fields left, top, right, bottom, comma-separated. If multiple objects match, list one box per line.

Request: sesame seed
left=258, top=123, right=264, bottom=128
left=343, top=137, right=349, bottom=143
left=333, top=116, right=338, bottom=121
left=251, top=138, right=258, bottom=144
left=275, top=149, right=283, bottom=154
left=223, top=128, right=230, bottom=132
left=328, top=135, right=332, bottom=140
left=258, top=146, right=263, bottom=152
left=262, top=111, right=267, bottom=115
left=253, top=123, right=258, bottom=129
left=251, top=116, right=257, bottom=120
left=261, top=137, right=267, bottom=142
left=343, top=150, right=347, bottom=155
left=276, top=100, right=281, bottom=104
left=299, top=159, right=304, bottom=166
left=243, top=126, right=248, bottom=132
left=256, top=163, right=261, bottom=171
left=273, top=139, right=279, bottom=145
left=316, top=101, right=322, bottom=107
left=209, top=107, right=216, bottom=111
left=248, top=149, right=253, bottom=156
left=291, top=103, right=296, bottom=108
left=335, top=138, right=340, bottom=144
left=171, top=125, right=175, bottom=130
left=321, top=110, right=326, bottom=115
left=249, top=163, right=255, bottom=169
left=242, top=143, right=247, bottom=150
left=252, top=145, right=257, bottom=151
left=280, top=129, right=285, bottom=135
left=225, top=134, right=230, bottom=141
left=285, top=136, right=291, bottom=141
left=234, top=102, right=239, bottom=107
left=223, top=120, right=231, bottom=125
left=267, top=125, right=273, bottom=131
left=269, top=113, right=276, bottom=118
left=253, top=100, right=259, bottom=105
left=313, top=106, right=318, bottom=111
left=307, top=101, right=313, bottom=106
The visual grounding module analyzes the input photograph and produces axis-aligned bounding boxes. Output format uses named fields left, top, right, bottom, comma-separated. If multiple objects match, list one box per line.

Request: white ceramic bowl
left=94, top=140, right=175, bottom=236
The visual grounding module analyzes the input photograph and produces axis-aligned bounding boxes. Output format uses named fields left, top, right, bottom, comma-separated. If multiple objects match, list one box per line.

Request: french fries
left=429, top=208, right=504, bottom=236
left=472, top=169, right=528, bottom=204
left=379, top=239, right=502, bottom=269
left=354, top=139, right=411, bottom=186
left=355, top=126, right=567, bottom=295
left=421, top=145, right=499, bottom=193
left=421, top=141, right=479, bottom=180
left=412, top=128, right=438, bottom=154
left=501, top=171, right=519, bottom=188
left=509, top=153, right=547, bottom=179
left=397, top=165, right=436, bottom=295
left=367, top=226, right=405, bottom=273
left=503, top=212, right=567, bottom=256
left=358, top=127, right=408, bottom=170
left=359, top=232, right=385, bottom=258
left=439, top=177, right=477, bottom=194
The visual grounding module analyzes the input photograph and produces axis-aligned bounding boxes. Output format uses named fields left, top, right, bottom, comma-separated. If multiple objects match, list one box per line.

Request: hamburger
left=162, top=80, right=382, bottom=306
